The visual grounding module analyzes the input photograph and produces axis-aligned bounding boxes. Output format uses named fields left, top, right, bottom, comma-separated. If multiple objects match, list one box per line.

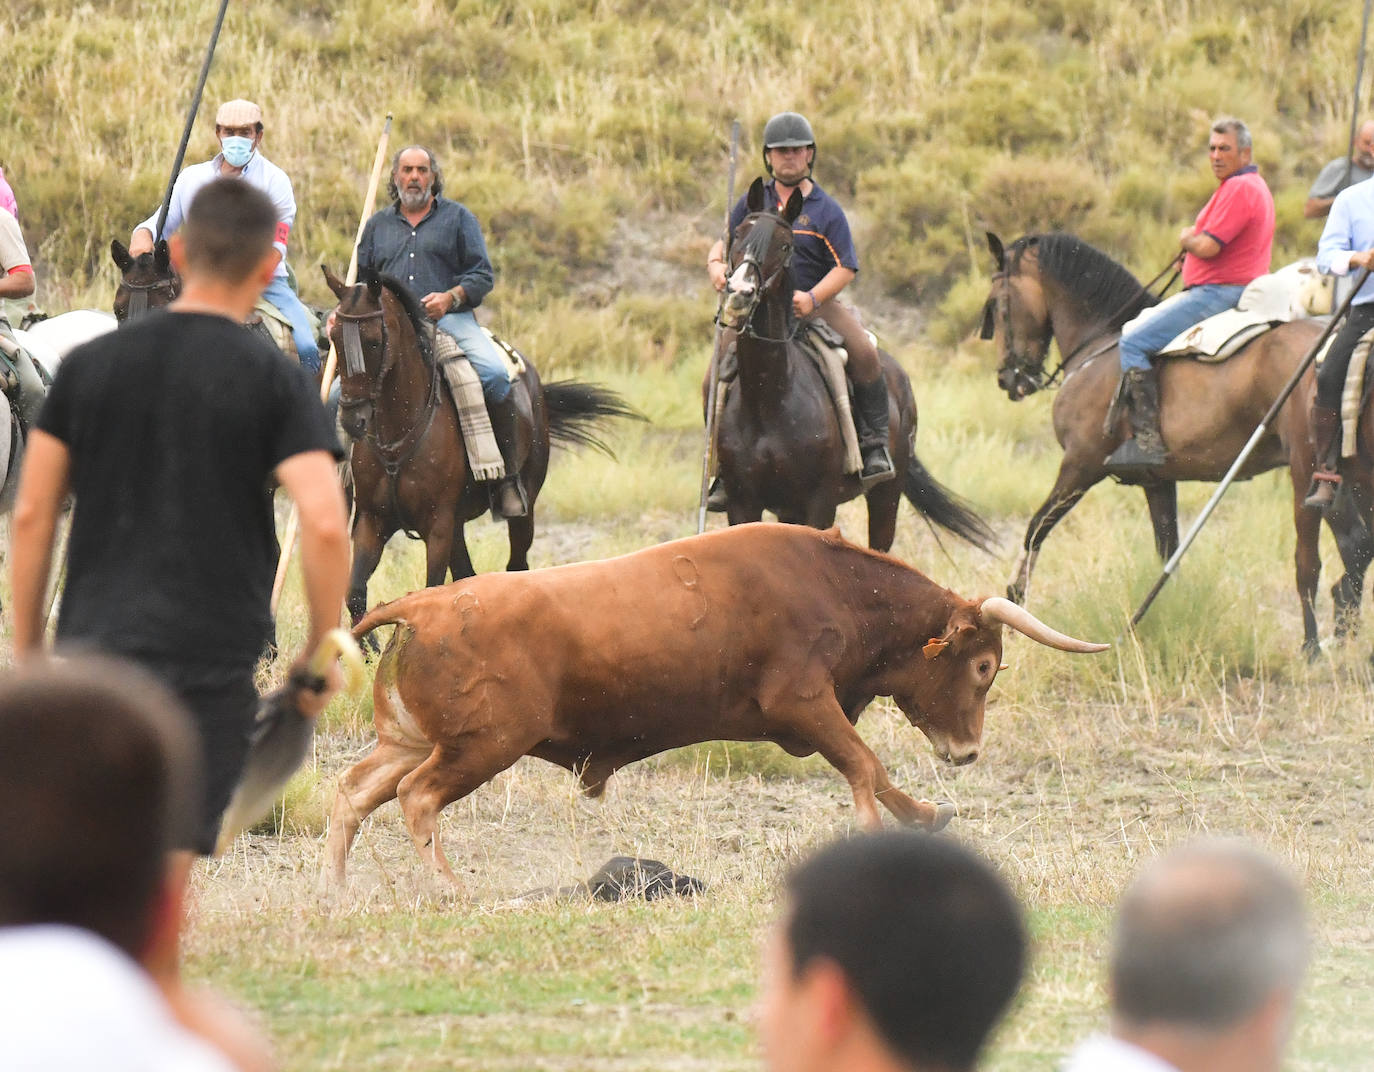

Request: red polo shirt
left=1183, top=165, right=1274, bottom=287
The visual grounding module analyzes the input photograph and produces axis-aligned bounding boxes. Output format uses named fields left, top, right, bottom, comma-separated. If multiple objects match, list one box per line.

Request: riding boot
left=1303, top=405, right=1343, bottom=511
left=852, top=377, right=896, bottom=489
left=488, top=395, right=528, bottom=519
left=705, top=477, right=729, bottom=512
left=1104, top=366, right=1168, bottom=472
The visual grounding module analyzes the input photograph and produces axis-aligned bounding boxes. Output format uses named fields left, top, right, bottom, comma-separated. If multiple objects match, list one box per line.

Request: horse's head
left=324, top=265, right=389, bottom=441
left=111, top=238, right=181, bottom=322
left=719, top=176, right=802, bottom=333
left=982, top=233, right=1053, bottom=401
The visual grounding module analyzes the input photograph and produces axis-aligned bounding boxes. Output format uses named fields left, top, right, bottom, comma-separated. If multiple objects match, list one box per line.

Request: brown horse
left=323, top=267, right=637, bottom=628
left=110, top=239, right=181, bottom=320
left=981, top=232, right=1343, bottom=648
left=715, top=178, right=993, bottom=552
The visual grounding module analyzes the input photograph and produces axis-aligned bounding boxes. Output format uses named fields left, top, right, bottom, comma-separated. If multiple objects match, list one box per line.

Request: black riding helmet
left=762, top=111, right=816, bottom=178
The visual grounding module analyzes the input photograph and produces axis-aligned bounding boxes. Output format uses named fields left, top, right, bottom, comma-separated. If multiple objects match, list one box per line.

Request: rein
left=995, top=252, right=1183, bottom=394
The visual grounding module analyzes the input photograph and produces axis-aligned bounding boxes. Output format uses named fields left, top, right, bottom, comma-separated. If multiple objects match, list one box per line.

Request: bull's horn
left=977, top=597, right=1109, bottom=653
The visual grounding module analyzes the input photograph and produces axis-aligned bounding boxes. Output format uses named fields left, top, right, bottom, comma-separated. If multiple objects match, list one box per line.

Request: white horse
left=1, top=310, right=116, bottom=508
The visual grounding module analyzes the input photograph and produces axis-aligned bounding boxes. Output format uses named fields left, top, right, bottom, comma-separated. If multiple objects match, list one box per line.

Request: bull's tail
left=542, top=380, right=644, bottom=456
left=350, top=595, right=418, bottom=644
left=903, top=450, right=998, bottom=553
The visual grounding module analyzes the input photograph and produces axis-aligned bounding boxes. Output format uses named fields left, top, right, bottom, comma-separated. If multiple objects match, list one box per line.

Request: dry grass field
left=7, top=0, right=1374, bottom=1066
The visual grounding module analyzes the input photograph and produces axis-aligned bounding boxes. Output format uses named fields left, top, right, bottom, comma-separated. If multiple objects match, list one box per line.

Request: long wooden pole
left=270, top=113, right=392, bottom=618
left=696, top=119, right=741, bottom=534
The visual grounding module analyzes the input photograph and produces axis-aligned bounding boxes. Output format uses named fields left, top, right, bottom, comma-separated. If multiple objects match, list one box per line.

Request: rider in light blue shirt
left=129, top=99, right=319, bottom=372
left=1306, top=176, right=1374, bottom=509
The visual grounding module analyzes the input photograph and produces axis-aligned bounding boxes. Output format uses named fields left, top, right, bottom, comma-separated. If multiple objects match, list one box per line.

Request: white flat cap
left=215, top=99, right=262, bottom=127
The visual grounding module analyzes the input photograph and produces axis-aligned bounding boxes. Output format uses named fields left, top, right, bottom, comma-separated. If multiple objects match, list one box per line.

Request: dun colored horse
left=981, top=231, right=1352, bottom=652
left=323, top=267, right=636, bottom=627
left=714, top=178, right=993, bottom=552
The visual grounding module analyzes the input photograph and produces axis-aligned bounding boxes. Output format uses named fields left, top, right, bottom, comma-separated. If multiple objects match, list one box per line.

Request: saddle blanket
left=432, top=329, right=506, bottom=482
left=801, top=321, right=864, bottom=475
left=1152, top=259, right=1322, bottom=363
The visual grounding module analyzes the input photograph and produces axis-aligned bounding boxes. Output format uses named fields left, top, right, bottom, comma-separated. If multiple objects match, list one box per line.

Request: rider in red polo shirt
left=1106, top=117, right=1275, bottom=473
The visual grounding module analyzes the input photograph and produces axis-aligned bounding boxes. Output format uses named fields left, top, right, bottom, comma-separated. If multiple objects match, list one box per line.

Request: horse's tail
left=903, top=449, right=998, bottom=553
left=542, top=380, right=645, bottom=456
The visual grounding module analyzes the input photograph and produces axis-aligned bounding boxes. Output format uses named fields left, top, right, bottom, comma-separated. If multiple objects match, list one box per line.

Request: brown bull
left=327, top=524, right=1106, bottom=886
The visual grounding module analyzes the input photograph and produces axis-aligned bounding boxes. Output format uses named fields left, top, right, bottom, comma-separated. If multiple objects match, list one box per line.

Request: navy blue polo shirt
left=728, top=179, right=859, bottom=291
left=356, top=197, right=494, bottom=310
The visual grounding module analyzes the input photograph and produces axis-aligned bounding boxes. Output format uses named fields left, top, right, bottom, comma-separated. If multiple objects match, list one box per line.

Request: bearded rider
left=704, top=112, right=895, bottom=510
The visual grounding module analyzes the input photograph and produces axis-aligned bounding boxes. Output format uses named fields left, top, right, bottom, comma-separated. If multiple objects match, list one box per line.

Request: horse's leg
left=864, top=478, right=903, bottom=552
left=725, top=498, right=764, bottom=526
left=1293, top=479, right=1325, bottom=659
left=1142, top=481, right=1179, bottom=560
left=1008, top=468, right=1094, bottom=604
left=504, top=510, right=534, bottom=572
left=448, top=520, right=476, bottom=581
left=347, top=512, right=388, bottom=630
left=1326, top=482, right=1374, bottom=643
left=424, top=512, right=455, bottom=588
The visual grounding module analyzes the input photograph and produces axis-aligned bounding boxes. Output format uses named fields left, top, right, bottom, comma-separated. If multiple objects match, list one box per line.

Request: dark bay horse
left=981, top=231, right=1345, bottom=650
left=323, top=267, right=637, bottom=626
left=715, top=177, right=993, bottom=552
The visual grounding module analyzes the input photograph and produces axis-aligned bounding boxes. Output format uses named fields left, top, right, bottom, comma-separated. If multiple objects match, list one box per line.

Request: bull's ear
left=923, top=637, right=949, bottom=660
left=925, top=604, right=982, bottom=659
left=986, top=232, right=1005, bottom=271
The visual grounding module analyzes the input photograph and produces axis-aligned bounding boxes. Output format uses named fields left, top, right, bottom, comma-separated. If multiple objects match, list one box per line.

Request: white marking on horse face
left=385, top=681, right=430, bottom=746
left=727, top=262, right=754, bottom=295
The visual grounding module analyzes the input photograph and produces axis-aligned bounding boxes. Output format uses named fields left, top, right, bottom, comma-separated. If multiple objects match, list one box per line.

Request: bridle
left=117, top=275, right=181, bottom=320
left=334, top=300, right=439, bottom=471
left=982, top=251, right=1183, bottom=397
left=720, top=212, right=798, bottom=344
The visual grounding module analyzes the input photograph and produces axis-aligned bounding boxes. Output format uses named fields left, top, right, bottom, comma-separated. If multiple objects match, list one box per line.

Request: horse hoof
left=1301, top=638, right=1322, bottom=663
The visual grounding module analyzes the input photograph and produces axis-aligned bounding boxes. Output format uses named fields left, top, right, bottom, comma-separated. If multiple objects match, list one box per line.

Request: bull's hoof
left=926, top=800, right=957, bottom=832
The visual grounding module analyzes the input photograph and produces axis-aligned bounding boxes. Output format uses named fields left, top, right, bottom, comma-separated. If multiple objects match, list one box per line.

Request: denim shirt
left=357, top=197, right=495, bottom=310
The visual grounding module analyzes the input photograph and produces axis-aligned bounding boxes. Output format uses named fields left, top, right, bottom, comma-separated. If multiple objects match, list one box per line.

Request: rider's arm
left=0, top=213, right=35, bottom=299
left=0, top=264, right=33, bottom=300
left=1305, top=194, right=1337, bottom=220
left=1179, top=227, right=1222, bottom=259
left=9, top=430, right=70, bottom=660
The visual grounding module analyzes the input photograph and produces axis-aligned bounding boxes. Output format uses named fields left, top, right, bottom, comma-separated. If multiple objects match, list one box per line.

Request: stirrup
left=859, top=446, right=896, bottom=491
left=1303, top=471, right=1341, bottom=511
left=491, top=477, right=528, bottom=520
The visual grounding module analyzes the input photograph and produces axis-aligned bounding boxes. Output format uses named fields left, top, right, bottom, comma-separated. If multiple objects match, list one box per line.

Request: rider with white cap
left=128, top=99, right=320, bottom=372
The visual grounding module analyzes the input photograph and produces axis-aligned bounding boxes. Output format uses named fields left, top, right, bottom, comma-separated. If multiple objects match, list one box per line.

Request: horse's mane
left=361, top=268, right=436, bottom=368
left=1011, top=233, right=1157, bottom=328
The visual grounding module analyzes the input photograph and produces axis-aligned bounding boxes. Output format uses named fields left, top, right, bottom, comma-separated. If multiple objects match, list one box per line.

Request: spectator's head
left=0, top=657, right=201, bottom=960
left=1208, top=117, right=1253, bottom=180
left=1110, top=840, right=1308, bottom=1072
left=214, top=98, right=263, bottom=169
left=175, top=177, right=279, bottom=286
left=760, top=832, right=1026, bottom=1072
left=1355, top=120, right=1374, bottom=170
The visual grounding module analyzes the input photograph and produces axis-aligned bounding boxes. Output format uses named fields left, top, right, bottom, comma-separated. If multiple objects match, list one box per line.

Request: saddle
left=1314, top=326, right=1374, bottom=459
left=427, top=325, right=526, bottom=483
left=1151, top=259, right=1322, bottom=364
left=247, top=297, right=312, bottom=363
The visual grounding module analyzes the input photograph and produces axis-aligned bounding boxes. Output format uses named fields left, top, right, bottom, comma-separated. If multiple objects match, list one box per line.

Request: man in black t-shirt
left=10, top=178, right=350, bottom=856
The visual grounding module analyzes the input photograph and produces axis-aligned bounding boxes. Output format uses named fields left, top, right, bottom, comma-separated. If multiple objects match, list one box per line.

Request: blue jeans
left=437, top=310, right=511, bottom=403
left=261, top=276, right=320, bottom=372
left=1118, top=284, right=1245, bottom=371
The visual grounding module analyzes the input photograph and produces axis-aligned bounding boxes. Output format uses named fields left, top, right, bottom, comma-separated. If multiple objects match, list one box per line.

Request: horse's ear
left=978, top=299, right=996, bottom=341
left=321, top=264, right=348, bottom=299
left=153, top=239, right=171, bottom=272
left=747, top=176, right=765, bottom=213
left=781, top=188, right=804, bottom=224
left=366, top=273, right=382, bottom=301
left=986, top=232, right=1005, bottom=271
left=111, top=239, right=134, bottom=273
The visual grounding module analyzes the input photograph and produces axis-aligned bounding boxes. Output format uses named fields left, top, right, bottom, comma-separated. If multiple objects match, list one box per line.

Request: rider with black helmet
left=705, top=112, right=894, bottom=507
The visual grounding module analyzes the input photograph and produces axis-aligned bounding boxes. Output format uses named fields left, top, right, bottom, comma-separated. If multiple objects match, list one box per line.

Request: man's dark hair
left=1111, top=840, right=1308, bottom=1031
left=181, top=177, right=278, bottom=283
left=0, top=657, right=201, bottom=959
left=784, top=832, right=1026, bottom=1071
left=387, top=145, right=445, bottom=202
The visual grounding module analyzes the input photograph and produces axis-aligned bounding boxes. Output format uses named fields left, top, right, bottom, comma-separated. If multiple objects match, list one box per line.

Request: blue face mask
left=221, top=135, right=255, bottom=168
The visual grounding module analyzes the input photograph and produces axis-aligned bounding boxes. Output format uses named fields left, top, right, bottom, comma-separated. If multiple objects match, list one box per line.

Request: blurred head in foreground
left=759, top=832, right=1027, bottom=1072
left=1067, top=838, right=1309, bottom=1072
left=0, top=656, right=200, bottom=960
